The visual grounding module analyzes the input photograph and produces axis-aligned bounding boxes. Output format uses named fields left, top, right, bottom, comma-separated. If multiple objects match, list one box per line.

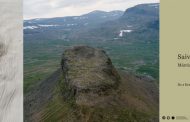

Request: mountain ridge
left=24, top=10, right=124, bottom=21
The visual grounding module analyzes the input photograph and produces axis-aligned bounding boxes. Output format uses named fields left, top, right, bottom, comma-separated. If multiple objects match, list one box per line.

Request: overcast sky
left=24, top=0, right=159, bottom=20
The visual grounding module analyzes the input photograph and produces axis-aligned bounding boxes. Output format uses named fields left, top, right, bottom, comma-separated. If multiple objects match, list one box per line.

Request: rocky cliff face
left=61, top=46, right=120, bottom=106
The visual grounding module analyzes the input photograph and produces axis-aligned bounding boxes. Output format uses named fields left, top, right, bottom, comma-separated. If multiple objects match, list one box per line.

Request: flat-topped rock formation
left=61, top=46, right=120, bottom=106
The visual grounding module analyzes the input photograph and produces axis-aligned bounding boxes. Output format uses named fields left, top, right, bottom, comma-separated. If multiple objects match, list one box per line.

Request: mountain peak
left=90, top=10, right=106, bottom=14
left=120, top=3, right=159, bottom=22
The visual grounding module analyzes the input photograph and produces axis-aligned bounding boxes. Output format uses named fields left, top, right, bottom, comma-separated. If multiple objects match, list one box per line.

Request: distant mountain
left=118, top=4, right=159, bottom=42
left=24, top=10, right=124, bottom=40
left=121, top=3, right=159, bottom=21
left=24, top=3, right=159, bottom=42
left=24, top=10, right=124, bottom=27
left=68, top=3, right=159, bottom=42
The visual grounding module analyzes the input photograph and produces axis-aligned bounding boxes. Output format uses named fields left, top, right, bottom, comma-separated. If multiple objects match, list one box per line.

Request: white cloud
left=24, top=0, right=159, bottom=20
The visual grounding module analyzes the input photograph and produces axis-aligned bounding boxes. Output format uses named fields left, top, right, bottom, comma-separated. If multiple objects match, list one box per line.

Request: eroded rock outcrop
left=25, top=46, right=159, bottom=122
left=61, top=46, right=120, bottom=106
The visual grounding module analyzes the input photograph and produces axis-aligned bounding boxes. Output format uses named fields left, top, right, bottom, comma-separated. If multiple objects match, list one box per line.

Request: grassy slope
left=30, top=70, right=158, bottom=122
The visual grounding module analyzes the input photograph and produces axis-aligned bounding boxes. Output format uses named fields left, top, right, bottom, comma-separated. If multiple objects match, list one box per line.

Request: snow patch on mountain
left=73, top=17, right=88, bottom=20
left=24, top=26, right=38, bottom=30
left=119, top=30, right=132, bottom=37
left=38, top=24, right=58, bottom=27
left=67, top=24, right=77, bottom=26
